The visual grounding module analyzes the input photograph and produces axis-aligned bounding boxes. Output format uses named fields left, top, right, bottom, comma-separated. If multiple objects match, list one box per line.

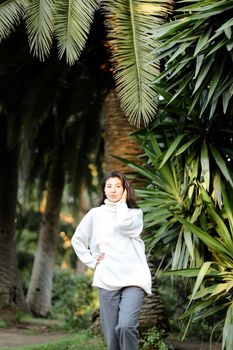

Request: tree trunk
left=26, top=144, right=64, bottom=316
left=103, top=89, right=141, bottom=174
left=139, top=259, right=169, bottom=332
left=0, top=117, right=27, bottom=321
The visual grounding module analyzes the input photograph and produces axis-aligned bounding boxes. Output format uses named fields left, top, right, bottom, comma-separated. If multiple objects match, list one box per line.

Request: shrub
left=52, top=268, right=97, bottom=329
left=140, top=327, right=169, bottom=350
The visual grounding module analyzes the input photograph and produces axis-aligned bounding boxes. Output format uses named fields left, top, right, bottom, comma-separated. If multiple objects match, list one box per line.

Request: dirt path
left=0, top=321, right=222, bottom=350
left=168, top=339, right=221, bottom=350
left=0, top=321, right=67, bottom=349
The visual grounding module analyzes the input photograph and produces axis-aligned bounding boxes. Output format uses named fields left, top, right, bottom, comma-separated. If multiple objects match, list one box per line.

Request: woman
left=71, top=170, right=151, bottom=350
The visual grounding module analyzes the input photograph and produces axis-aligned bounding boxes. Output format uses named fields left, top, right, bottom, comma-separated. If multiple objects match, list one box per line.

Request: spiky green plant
left=165, top=184, right=233, bottom=350
left=153, top=0, right=233, bottom=119
left=120, top=122, right=233, bottom=347
left=118, top=127, right=203, bottom=269
left=120, top=100, right=233, bottom=268
left=119, top=105, right=233, bottom=347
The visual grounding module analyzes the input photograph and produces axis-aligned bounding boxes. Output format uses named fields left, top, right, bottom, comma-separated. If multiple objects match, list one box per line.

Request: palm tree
left=25, top=57, right=104, bottom=315
left=100, top=90, right=169, bottom=333
left=26, top=122, right=65, bottom=315
left=0, top=24, right=104, bottom=318
left=0, top=0, right=174, bottom=325
left=0, top=0, right=174, bottom=127
left=0, top=116, right=27, bottom=319
left=0, top=30, right=43, bottom=319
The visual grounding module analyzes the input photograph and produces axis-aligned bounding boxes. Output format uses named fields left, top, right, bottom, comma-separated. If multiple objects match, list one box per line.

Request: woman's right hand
left=121, top=189, right=127, bottom=202
left=96, top=252, right=105, bottom=265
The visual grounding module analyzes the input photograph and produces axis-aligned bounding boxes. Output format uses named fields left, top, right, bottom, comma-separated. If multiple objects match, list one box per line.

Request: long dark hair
left=99, top=171, right=138, bottom=208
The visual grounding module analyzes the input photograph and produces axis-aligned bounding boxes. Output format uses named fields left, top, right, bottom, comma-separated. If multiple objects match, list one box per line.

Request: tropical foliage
left=0, top=0, right=174, bottom=126
left=119, top=0, right=233, bottom=345
left=123, top=116, right=233, bottom=347
left=153, top=0, right=233, bottom=119
left=170, top=185, right=233, bottom=350
left=101, top=0, right=173, bottom=126
left=1, top=0, right=233, bottom=347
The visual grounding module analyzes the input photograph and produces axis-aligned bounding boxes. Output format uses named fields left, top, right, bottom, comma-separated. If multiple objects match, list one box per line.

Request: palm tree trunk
left=139, top=259, right=169, bottom=332
left=0, top=117, right=27, bottom=321
left=102, top=89, right=169, bottom=331
left=26, top=144, right=64, bottom=316
left=103, top=89, right=141, bottom=174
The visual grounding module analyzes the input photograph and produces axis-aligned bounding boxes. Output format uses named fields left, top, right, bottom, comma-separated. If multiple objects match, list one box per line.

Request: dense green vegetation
left=122, top=1, right=233, bottom=347
left=0, top=0, right=233, bottom=349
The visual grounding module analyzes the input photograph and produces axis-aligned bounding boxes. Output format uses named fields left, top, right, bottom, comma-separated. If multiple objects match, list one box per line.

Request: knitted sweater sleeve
left=71, top=209, right=97, bottom=270
left=115, top=202, right=143, bottom=238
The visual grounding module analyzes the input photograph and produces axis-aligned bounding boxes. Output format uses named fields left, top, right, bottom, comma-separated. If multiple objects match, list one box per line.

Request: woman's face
left=104, top=177, right=124, bottom=202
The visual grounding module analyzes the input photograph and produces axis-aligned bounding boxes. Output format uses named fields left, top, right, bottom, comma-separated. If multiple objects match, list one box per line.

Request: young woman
left=71, top=170, right=151, bottom=350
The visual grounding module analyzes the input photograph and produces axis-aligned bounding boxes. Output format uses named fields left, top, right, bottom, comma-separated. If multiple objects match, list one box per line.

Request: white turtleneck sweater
left=71, top=200, right=152, bottom=295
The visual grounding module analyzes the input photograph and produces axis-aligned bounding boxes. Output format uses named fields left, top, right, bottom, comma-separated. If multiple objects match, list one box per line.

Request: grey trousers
left=98, top=286, right=145, bottom=350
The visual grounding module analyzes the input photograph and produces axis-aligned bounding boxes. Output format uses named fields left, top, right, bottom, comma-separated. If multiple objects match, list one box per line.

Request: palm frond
left=153, top=0, right=233, bottom=118
left=54, top=0, right=99, bottom=65
left=25, top=0, right=54, bottom=61
left=223, top=303, right=233, bottom=350
left=102, top=0, right=174, bottom=127
left=0, top=0, right=25, bottom=40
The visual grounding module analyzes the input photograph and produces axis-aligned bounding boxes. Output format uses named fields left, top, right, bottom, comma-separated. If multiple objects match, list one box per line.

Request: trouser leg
left=115, top=286, right=145, bottom=350
left=98, top=288, right=121, bottom=350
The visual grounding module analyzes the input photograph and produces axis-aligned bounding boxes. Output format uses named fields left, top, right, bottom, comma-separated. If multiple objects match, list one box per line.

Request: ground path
left=167, top=338, right=221, bottom=350
left=0, top=320, right=222, bottom=350
left=0, top=320, right=67, bottom=348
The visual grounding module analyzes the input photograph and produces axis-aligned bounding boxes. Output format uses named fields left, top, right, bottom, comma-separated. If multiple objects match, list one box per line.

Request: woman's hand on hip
left=96, top=252, right=105, bottom=265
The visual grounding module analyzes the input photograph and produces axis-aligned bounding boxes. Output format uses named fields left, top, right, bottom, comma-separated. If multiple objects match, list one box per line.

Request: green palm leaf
left=0, top=0, right=25, bottom=40
left=221, top=185, right=233, bottom=234
left=159, top=133, right=187, bottom=168
left=102, top=0, right=173, bottom=127
left=25, top=0, right=54, bottom=61
left=200, top=141, right=210, bottom=191
left=143, top=132, right=180, bottom=191
left=175, top=135, right=200, bottom=156
left=223, top=303, right=233, bottom=350
left=188, top=261, right=212, bottom=305
left=153, top=0, right=233, bottom=119
left=173, top=214, right=231, bottom=259
left=54, top=0, right=98, bottom=65
left=194, top=27, right=212, bottom=56
left=209, top=143, right=233, bottom=187
left=163, top=267, right=225, bottom=279
left=181, top=299, right=228, bottom=320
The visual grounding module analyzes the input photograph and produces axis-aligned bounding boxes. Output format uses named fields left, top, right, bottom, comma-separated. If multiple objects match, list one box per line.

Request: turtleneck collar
left=102, top=198, right=120, bottom=212
left=104, top=198, right=120, bottom=205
